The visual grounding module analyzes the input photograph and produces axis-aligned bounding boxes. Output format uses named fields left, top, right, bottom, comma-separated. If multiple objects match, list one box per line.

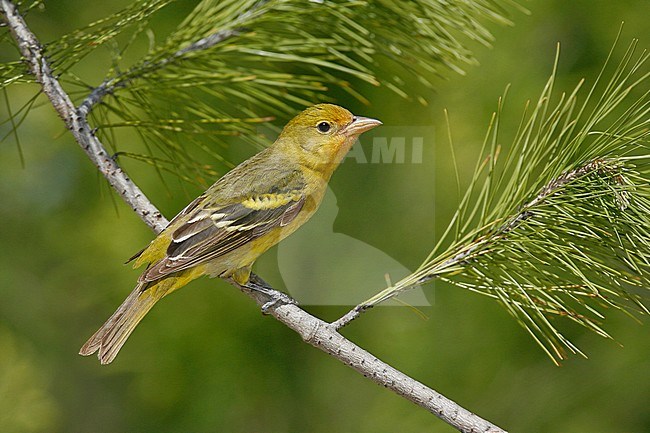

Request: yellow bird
left=80, top=103, right=381, bottom=364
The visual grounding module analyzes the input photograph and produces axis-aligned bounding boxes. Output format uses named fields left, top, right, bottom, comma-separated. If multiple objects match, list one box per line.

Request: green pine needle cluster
left=365, top=39, right=650, bottom=363
left=85, top=0, right=521, bottom=183
left=2, top=0, right=521, bottom=184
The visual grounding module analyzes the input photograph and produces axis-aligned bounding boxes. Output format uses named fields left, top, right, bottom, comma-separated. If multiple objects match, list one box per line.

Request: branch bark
left=0, top=2, right=506, bottom=432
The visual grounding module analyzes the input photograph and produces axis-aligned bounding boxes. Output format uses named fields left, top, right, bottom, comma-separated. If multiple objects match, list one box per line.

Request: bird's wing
left=140, top=190, right=305, bottom=282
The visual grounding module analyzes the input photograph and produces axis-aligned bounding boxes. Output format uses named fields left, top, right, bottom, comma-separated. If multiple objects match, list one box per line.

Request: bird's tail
left=79, top=281, right=162, bottom=364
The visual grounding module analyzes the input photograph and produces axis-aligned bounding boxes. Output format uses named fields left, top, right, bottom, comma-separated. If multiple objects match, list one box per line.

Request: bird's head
left=276, top=103, right=381, bottom=173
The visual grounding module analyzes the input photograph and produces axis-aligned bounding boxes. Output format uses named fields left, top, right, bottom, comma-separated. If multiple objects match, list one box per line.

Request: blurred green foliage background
left=1, top=1, right=649, bottom=432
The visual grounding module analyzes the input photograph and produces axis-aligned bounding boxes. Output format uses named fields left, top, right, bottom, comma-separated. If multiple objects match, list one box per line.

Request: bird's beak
left=343, top=116, right=382, bottom=136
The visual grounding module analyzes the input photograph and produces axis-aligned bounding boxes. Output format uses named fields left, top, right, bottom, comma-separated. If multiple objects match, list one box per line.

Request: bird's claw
left=242, top=275, right=297, bottom=314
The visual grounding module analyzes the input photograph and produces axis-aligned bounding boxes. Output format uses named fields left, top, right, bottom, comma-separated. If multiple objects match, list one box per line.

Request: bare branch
left=238, top=275, right=506, bottom=433
left=0, top=2, right=507, bottom=432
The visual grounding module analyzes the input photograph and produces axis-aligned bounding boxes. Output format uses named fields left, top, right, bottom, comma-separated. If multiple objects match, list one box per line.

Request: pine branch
left=333, top=159, right=623, bottom=328
left=0, top=0, right=167, bottom=232
left=0, top=2, right=507, bottom=432
left=353, top=40, right=650, bottom=363
left=78, top=27, right=240, bottom=115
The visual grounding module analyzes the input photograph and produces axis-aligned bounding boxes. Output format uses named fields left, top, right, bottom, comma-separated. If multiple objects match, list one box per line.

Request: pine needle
left=364, top=39, right=650, bottom=363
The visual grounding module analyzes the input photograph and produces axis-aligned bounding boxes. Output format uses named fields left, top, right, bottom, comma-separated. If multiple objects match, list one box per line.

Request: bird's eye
left=317, top=121, right=331, bottom=133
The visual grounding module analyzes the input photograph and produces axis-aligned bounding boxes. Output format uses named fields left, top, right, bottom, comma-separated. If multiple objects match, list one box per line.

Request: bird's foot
left=260, top=291, right=297, bottom=314
left=243, top=274, right=297, bottom=313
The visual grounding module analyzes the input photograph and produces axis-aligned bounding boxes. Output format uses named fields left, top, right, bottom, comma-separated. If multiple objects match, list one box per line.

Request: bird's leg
left=242, top=273, right=298, bottom=313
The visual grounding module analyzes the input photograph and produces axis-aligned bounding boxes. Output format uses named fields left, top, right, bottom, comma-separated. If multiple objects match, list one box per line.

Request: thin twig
left=78, top=28, right=239, bottom=114
left=0, top=2, right=507, bottom=432
left=78, top=0, right=270, bottom=113
left=331, top=304, right=371, bottom=330
left=333, top=158, right=615, bottom=328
